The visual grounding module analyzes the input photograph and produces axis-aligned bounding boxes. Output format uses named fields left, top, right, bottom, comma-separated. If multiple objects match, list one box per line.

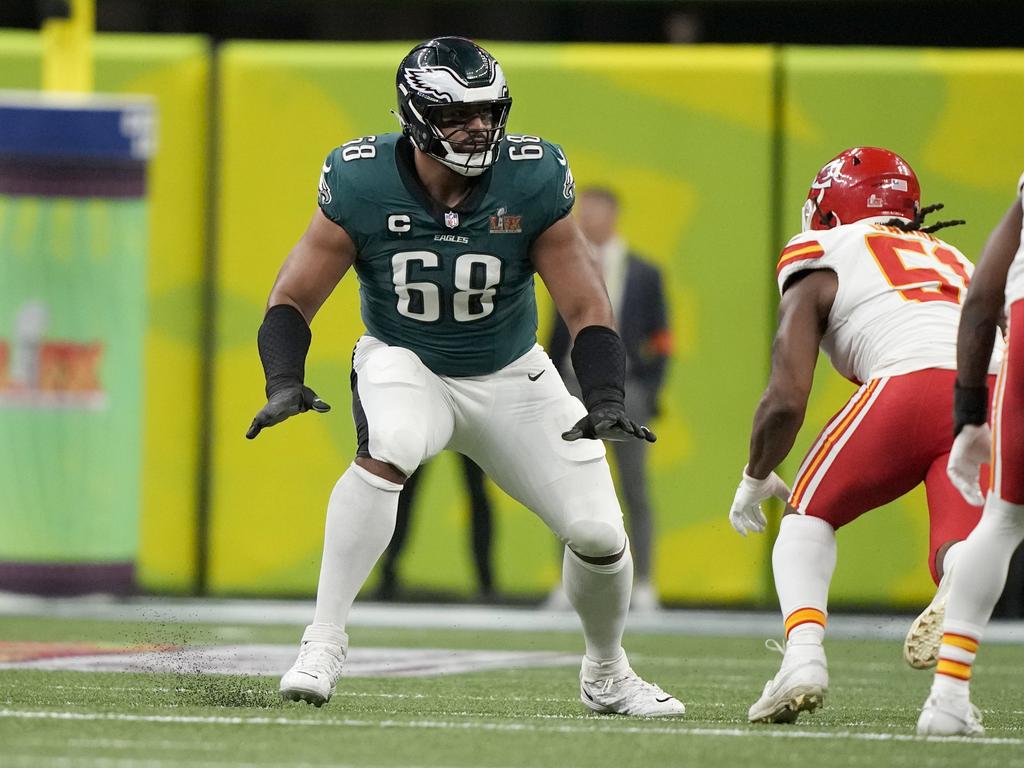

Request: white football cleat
left=917, top=692, right=984, bottom=736
left=580, top=652, right=684, bottom=717
left=748, top=640, right=828, bottom=724
left=279, top=623, right=348, bottom=707
left=904, top=564, right=954, bottom=670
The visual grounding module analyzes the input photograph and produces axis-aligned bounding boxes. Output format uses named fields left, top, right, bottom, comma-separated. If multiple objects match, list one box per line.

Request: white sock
left=933, top=497, right=1024, bottom=696
left=563, top=544, right=632, bottom=664
left=311, top=462, right=403, bottom=629
left=772, top=515, right=837, bottom=646
left=945, top=497, right=1024, bottom=627
left=932, top=619, right=983, bottom=700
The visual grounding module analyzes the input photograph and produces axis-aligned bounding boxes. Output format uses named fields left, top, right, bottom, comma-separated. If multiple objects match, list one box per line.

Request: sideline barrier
left=0, top=32, right=211, bottom=593
left=4, top=36, right=1021, bottom=607
left=0, top=93, right=153, bottom=592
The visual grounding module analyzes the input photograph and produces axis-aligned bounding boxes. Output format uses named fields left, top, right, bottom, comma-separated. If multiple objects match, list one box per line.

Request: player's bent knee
left=564, top=519, right=626, bottom=559
left=354, top=456, right=407, bottom=486
left=366, top=425, right=427, bottom=479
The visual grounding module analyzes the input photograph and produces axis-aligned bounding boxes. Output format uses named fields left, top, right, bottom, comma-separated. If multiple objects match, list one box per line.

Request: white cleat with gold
left=917, top=692, right=984, bottom=736
left=904, top=567, right=954, bottom=670
left=748, top=641, right=828, bottom=724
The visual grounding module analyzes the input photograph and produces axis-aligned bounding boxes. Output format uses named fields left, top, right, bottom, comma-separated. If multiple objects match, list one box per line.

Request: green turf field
left=1, top=616, right=1022, bottom=767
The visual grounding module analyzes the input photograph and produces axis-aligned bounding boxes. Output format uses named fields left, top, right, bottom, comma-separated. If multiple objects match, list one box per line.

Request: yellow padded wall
left=780, top=47, right=1024, bottom=607
left=210, top=43, right=776, bottom=602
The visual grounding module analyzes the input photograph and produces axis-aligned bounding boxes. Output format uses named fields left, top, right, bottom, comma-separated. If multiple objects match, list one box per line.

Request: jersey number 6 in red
left=865, top=234, right=970, bottom=304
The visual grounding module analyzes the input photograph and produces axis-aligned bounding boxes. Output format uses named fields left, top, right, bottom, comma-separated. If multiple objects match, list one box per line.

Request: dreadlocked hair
left=884, top=203, right=965, bottom=234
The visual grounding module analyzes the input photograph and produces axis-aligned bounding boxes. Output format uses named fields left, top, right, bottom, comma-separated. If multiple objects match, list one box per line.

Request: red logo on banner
left=0, top=301, right=106, bottom=410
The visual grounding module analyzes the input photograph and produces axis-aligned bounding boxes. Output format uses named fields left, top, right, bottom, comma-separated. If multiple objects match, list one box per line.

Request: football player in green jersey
left=247, top=37, right=682, bottom=717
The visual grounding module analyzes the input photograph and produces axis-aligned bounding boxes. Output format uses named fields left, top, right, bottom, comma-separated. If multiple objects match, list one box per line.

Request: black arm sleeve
left=570, top=325, right=627, bottom=411
left=257, top=304, right=311, bottom=397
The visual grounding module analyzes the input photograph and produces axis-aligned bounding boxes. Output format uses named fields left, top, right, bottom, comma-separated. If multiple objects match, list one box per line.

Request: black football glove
left=562, top=402, right=656, bottom=443
left=246, top=383, right=330, bottom=439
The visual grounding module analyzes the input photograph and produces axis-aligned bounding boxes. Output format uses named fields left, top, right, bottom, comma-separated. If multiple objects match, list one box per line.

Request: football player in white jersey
left=727, top=147, right=1004, bottom=724
left=917, top=174, right=1024, bottom=736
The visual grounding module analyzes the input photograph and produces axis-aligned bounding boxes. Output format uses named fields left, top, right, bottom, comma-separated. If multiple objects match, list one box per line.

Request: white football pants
left=350, top=335, right=626, bottom=557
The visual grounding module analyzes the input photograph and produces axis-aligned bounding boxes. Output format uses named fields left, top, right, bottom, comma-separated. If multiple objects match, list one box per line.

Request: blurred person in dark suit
left=377, top=453, right=495, bottom=601
left=547, top=187, right=672, bottom=612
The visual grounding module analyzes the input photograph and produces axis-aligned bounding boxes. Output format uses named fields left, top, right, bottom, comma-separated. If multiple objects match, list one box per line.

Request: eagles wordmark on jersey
left=318, top=132, right=575, bottom=377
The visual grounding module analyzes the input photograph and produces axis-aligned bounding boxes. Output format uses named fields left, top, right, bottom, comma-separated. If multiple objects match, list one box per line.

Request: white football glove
left=729, top=467, right=791, bottom=536
left=946, top=423, right=992, bottom=507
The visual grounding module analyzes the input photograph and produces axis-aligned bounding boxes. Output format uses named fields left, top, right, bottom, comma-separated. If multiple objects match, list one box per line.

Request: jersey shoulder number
left=861, top=226, right=971, bottom=305
left=318, top=134, right=398, bottom=236
left=505, top=134, right=574, bottom=198
left=500, top=134, right=574, bottom=231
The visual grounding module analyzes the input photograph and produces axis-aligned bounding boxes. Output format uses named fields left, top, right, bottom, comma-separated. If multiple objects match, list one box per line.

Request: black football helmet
left=395, top=37, right=512, bottom=177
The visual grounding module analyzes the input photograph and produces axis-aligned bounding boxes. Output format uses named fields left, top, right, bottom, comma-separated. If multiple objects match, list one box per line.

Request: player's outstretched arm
left=532, top=214, right=655, bottom=443
left=946, top=196, right=1022, bottom=503
left=729, top=269, right=835, bottom=535
left=246, top=208, right=357, bottom=439
left=954, top=199, right=1020, bottom=401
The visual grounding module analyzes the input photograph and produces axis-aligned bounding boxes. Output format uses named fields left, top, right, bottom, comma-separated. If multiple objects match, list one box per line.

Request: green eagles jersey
left=318, top=132, right=575, bottom=376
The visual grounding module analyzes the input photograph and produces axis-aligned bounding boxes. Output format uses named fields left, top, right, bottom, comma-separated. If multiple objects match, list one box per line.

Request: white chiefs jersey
left=777, top=221, right=1004, bottom=384
left=1006, top=171, right=1024, bottom=308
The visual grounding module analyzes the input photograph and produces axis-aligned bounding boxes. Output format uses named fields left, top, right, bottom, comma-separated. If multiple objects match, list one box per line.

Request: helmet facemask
left=801, top=191, right=833, bottom=232
left=411, top=97, right=511, bottom=177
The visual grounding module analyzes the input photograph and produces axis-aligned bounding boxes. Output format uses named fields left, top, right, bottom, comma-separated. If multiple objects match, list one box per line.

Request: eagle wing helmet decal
left=402, top=63, right=506, bottom=104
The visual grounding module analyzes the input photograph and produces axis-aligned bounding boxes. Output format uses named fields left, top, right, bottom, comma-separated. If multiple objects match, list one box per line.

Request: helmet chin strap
left=436, top=147, right=493, bottom=177
left=428, top=123, right=499, bottom=176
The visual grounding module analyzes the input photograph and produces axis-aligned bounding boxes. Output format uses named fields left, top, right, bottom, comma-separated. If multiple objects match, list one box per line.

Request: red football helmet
left=801, top=147, right=921, bottom=232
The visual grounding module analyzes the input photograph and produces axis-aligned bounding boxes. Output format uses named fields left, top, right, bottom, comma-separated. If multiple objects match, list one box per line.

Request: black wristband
left=257, top=304, right=311, bottom=397
left=953, top=380, right=988, bottom=436
left=570, top=325, right=626, bottom=411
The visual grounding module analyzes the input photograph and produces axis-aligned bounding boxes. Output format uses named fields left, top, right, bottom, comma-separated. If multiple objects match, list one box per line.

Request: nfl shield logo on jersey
left=444, top=210, right=460, bottom=229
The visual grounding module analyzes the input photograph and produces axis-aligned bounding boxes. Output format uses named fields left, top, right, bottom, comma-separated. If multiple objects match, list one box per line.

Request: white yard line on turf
left=0, top=709, right=1020, bottom=746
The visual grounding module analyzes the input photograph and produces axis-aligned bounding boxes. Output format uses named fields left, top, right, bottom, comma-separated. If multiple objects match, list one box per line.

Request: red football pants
left=992, top=300, right=1024, bottom=504
left=787, top=368, right=995, bottom=584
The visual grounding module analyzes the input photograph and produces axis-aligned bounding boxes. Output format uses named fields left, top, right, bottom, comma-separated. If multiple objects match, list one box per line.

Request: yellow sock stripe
left=784, top=608, right=826, bottom=637
left=936, top=658, right=973, bottom=681
left=942, top=633, right=980, bottom=654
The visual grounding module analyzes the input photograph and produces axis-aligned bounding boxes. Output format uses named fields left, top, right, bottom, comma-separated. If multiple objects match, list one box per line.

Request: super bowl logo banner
left=0, top=92, right=156, bottom=594
left=0, top=300, right=105, bottom=410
